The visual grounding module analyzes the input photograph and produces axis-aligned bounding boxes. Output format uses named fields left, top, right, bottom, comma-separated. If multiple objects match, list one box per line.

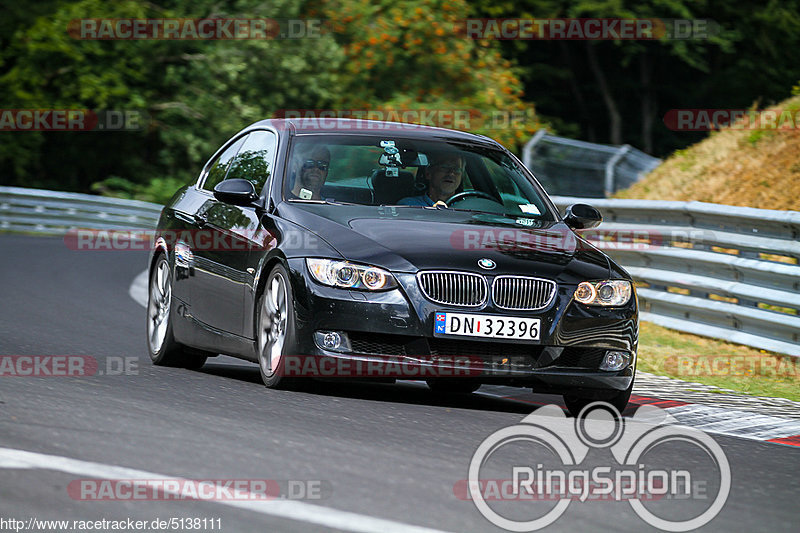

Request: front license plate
left=434, top=312, right=540, bottom=341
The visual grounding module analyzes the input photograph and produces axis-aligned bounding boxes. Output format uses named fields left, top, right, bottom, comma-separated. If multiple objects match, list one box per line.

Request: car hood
left=278, top=203, right=614, bottom=283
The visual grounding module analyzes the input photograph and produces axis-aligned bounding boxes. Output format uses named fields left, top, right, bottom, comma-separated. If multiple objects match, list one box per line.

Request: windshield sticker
left=519, top=204, right=541, bottom=215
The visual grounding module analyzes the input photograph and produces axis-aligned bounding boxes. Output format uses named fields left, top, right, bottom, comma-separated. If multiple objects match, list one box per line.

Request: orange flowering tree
left=310, top=0, right=542, bottom=148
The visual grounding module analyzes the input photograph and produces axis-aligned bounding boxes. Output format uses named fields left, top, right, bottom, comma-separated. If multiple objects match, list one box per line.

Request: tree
left=315, top=0, right=542, bottom=148
left=469, top=0, right=800, bottom=156
left=0, top=0, right=344, bottom=196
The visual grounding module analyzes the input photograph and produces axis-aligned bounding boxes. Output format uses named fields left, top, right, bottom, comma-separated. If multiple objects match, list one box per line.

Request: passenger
left=398, top=153, right=464, bottom=206
left=289, top=146, right=330, bottom=200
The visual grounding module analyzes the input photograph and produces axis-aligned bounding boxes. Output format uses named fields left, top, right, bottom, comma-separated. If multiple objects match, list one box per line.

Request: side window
left=201, top=136, right=246, bottom=192
left=225, top=130, right=277, bottom=193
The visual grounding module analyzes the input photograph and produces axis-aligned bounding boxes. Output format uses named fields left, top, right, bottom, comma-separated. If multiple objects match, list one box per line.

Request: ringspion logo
left=464, top=403, right=730, bottom=531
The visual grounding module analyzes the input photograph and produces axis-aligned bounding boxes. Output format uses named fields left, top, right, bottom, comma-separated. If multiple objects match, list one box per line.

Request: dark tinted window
left=201, top=136, right=246, bottom=191
left=284, top=135, right=554, bottom=220
left=225, top=130, right=277, bottom=193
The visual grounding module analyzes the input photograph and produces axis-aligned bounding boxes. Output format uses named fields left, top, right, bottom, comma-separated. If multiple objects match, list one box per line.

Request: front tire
left=147, top=253, right=207, bottom=369
left=256, top=263, right=299, bottom=389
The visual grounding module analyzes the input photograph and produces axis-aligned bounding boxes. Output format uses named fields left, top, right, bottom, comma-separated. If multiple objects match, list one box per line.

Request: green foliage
left=0, top=0, right=345, bottom=193
left=469, top=0, right=800, bottom=155
left=91, top=175, right=190, bottom=204
left=1, top=0, right=799, bottom=196
left=318, top=0, right=541, bottom=147
left=746, top=129, right=768, bottom=146
left=1, top=0, right=536, bottom=195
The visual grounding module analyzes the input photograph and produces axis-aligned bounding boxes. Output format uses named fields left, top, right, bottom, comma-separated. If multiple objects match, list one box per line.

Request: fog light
left=314, top=331, right=351, bottom=353
left=324, top=332, right=341, bottom=349
left=599, top=351, right=630, bottom=371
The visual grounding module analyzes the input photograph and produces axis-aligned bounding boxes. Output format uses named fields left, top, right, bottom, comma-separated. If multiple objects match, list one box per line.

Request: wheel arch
left=148, top=237, right=170, bottom=277
left=252, top=252, right=291, bottom=338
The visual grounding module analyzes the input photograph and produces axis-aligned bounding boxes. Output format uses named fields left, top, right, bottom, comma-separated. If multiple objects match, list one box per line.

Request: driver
left=398, top=153, right=464, bottom=206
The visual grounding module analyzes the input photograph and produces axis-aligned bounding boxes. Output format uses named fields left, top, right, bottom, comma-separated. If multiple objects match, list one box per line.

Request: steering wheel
left=445, top=190, right=500, bottom=206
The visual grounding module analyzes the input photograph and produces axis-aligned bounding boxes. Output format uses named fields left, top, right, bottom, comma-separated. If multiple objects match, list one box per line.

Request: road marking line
left=479, top=390, right=800, bottom=446
left=0, top=447, right=453, bottom=533
left=767, top=434, right=800, bottom=447
left=629, top=394, right=689, bottom=409
left=129, top=269, right=148, bottom=308
left=664, top=404, right=800, bottom=441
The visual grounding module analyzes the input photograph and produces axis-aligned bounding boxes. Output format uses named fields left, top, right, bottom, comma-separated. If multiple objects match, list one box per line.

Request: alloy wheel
left=148, top=258, right=171, bottom=355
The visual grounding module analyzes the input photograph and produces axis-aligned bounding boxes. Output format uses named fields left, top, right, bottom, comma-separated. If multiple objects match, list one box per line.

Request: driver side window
left=201, top=136, right=246, bottom=192
left=225, top=130, right=278, bottom=194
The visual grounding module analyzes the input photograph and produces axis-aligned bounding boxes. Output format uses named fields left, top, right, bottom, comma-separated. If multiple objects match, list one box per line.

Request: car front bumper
left=286, top=258, right=638, bottom=395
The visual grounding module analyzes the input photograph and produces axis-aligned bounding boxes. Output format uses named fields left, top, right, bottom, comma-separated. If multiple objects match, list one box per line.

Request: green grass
left=637, top=321, right=800, bottom=401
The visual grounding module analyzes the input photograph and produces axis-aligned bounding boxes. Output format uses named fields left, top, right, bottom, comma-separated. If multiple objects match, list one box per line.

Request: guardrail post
left=604, top=144, right=630, bottom=197
left=522, top=128, right=548, bottom=170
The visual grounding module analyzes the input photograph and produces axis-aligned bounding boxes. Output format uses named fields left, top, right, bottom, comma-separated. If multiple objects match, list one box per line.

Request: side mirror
left=564, top=203, right=602, bottom=229
left=213, top=179, right=259, bottom=206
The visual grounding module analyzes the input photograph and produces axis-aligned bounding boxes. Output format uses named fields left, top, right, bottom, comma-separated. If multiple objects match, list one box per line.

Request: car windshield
left=284, top=134, right=555, bottom=221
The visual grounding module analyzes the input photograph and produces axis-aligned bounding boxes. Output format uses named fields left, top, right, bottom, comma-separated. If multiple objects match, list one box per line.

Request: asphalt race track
left=0, top=234, right=798, bottom=532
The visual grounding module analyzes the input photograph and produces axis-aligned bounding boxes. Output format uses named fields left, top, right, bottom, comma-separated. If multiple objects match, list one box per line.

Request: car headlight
left=574, top=280, right=632, bottom=306
left=306, top=258, right=397, bottom=291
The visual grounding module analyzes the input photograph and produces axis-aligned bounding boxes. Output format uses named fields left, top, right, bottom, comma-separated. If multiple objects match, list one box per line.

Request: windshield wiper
left=445, top=207, right=536, bottom=218
left=287, top=198, right=357, bottom=206
left=444, top=207, right=548, bottom=225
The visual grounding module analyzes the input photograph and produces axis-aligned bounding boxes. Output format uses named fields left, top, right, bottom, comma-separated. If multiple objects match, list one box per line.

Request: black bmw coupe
left=147, top=118, right=638, bottom=415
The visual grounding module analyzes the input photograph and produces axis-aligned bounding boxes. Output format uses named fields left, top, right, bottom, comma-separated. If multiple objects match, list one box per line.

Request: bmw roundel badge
left=478, top=258, right=496, bottom=270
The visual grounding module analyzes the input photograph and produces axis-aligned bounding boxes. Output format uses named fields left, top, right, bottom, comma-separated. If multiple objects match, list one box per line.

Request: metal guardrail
left=523, top=130, right=662, bottom=197
left=0, top=186, right=161, bottom=234
left=1, top=186, right=797, bottom=356
left=552, top=196, right=800, bottom=356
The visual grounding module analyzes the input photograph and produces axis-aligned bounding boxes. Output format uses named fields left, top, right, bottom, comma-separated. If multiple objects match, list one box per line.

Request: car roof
left=244, top=118, right=498, bottom=144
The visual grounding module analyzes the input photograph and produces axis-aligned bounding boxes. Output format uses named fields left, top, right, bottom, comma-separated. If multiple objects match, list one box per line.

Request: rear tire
left=147, top=253, right=207, bottom=369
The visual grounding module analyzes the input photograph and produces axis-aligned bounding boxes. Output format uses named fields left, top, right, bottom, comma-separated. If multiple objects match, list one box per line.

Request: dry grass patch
left=616, top=96, right=800, bottom=211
